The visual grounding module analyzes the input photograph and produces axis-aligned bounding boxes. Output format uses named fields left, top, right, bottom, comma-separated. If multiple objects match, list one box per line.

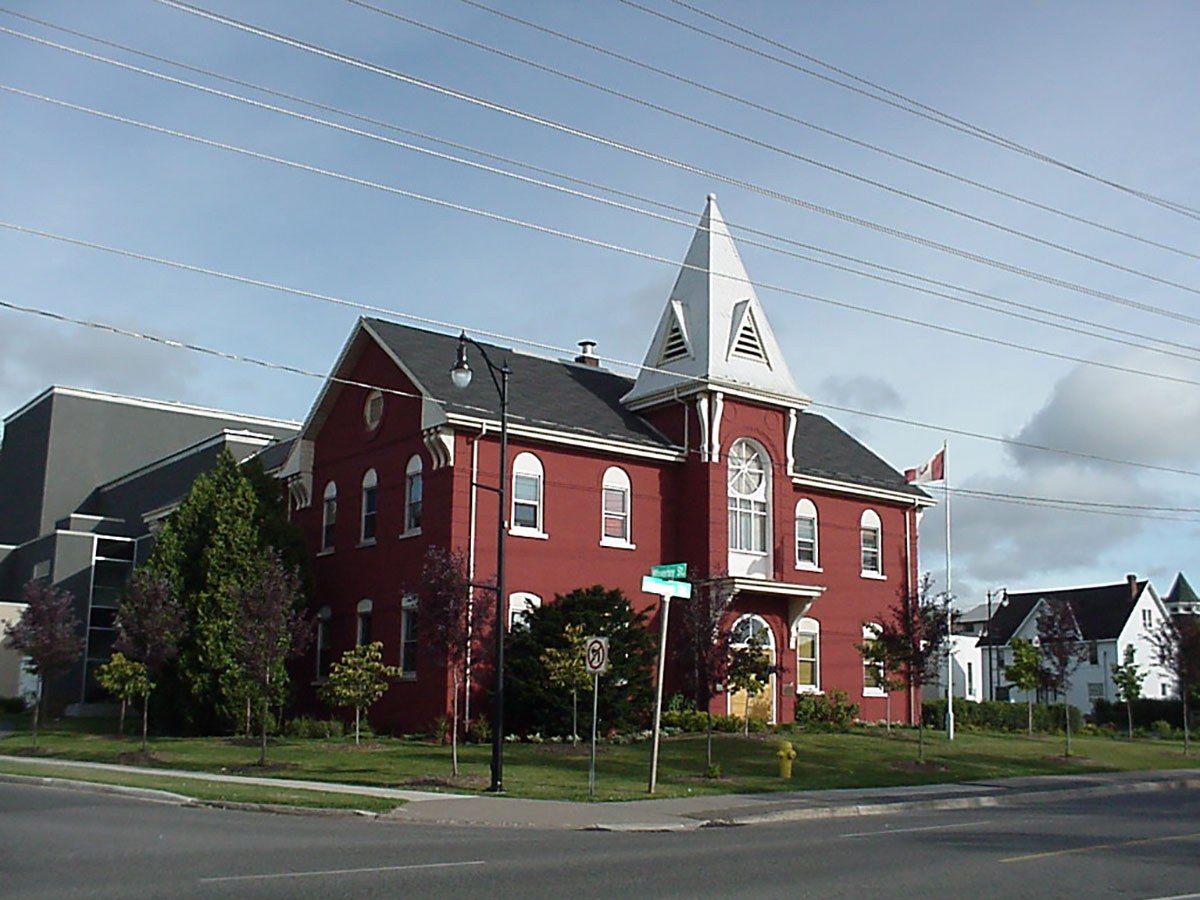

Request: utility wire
left=147, top=0, right=1200, bottom=330
left=6, top=24, right=1198, bottom=365
left=637, top=0, right=1200, bottom=220
left=452, top=0, right=1200, bottom=264
left=346, top=0, right=1200, bottom=300
left=5, top=82, right=1200, bottom=393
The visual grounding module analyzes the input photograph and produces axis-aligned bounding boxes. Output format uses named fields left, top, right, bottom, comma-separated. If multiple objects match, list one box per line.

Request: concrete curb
left=0, top=771, right=193, bottom=805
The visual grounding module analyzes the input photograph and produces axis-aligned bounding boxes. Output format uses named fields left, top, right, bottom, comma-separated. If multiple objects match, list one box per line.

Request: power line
left=346, top=0, right=1200, bottom=300
left=147, top=0, right=1200, bottom=331
left=636, top=0, right=1200, bottom=221
left=6, top=81, right=1200, bottom=392
left=7, top=24, right=1198, bottom=366
left=451, top=0, right=1200, bottom=264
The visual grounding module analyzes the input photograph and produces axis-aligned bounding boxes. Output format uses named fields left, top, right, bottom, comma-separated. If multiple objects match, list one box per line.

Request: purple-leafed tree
left=114, top=571, right=186, bottom=750
left=1151, top=616, right=1200, bottom=755
left=673, top=575, right=733, bottom=769
left=1036, top=597, right=1089, bottom=757
left=413, top=546, right=478, bottom=775
left=230, top=551, right=313, bottom=765
left=2, top=580, right=84, bottom=749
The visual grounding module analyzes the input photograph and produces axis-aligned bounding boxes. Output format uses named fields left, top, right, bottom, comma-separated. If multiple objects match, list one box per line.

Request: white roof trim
left=444, top=413, right=685, bottom=462
left=3, top=385, right=298, bottom=429
left=790, top=473, right=934, bottom=507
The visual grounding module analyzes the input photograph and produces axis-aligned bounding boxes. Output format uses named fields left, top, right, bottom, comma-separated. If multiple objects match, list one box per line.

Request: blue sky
left=2, top=1, right=1199, bottom=605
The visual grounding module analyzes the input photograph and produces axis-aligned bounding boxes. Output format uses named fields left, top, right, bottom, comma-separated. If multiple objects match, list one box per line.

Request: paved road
left=2, top=782, right=1199, bottom=899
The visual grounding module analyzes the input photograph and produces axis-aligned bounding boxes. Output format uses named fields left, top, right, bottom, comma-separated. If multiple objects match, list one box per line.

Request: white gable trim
left=444, top=413, right=685, bottom=463
left=790, top=473, right=934, bottom=507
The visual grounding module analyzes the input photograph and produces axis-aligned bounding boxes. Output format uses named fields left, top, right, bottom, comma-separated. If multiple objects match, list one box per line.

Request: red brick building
left=287, top=196, right=932, bottom=733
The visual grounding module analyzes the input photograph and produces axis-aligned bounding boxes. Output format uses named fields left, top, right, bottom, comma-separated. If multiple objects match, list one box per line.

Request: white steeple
left=622, top=195, right=809, bottom=410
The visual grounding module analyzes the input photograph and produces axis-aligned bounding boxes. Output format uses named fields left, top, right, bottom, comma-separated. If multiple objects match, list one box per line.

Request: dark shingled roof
left=366, top=319, right=922, bottom=495
left=368, top=319, right=675, bottom=450
left=1165, top=573, right=1198, bottom=607
left=250, top=436, right=297, bottom=474
left=978, top=580, right=1146, bottom=646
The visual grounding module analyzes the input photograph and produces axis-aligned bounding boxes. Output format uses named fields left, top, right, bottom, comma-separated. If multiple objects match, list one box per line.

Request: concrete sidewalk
left=3, top=755, right=1198, bottom=831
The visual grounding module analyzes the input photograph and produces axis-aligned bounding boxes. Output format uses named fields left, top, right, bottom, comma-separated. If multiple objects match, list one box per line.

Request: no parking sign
left=584, top=636, right=609, bottom=675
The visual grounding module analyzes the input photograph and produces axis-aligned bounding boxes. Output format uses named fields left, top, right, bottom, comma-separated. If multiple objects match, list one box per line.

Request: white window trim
left=795, top=617, right=820, bottom=694
left=399, top=594, right=418, bottom=680
left=511, top=453, right=547, bottom=539
left=321, top=481, right=337, bottom=554
left=359, top=469, right=378, bottom=547
left=859, top=509, right=883, bottom=578
left=508, top=592, right=542, bottom=630
left=401, top=454, right=423, bottom=538
left=600, top=466, right=635, bottom=549
left=794, top=498, right=820, bottom=571
left=861, top=623, right=887, bottom=696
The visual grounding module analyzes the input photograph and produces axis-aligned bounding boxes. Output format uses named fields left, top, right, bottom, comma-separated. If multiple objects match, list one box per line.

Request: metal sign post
left=584, top=636, right=609, bottom=798
left=643, top=573, right=692, bottom=794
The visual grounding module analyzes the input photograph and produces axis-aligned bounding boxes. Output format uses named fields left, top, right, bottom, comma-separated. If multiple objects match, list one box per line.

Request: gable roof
left=791, top=413, right=928, bottom=499
left=623, top=195, right=810, bottom=410
left=978, top=579, right=1148, bottom=647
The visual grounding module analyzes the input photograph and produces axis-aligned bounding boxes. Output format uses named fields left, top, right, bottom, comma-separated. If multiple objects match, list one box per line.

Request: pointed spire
left=622, top=195, right=808, bottom=410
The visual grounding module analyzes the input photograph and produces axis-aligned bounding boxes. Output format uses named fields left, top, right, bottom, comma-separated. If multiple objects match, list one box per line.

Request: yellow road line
left=1001, top=832, right=1200, bottom=863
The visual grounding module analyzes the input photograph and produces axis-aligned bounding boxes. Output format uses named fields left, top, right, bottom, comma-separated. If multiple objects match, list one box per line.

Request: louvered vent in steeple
left=729, top=302, right=768, bottom=364
left=659, top=300, right=692, bottom=364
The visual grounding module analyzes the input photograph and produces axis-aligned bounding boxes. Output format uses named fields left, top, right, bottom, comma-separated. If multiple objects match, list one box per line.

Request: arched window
left=404, top=455, right=423, bottom=534
left=860, top=509, right=882, bottom=576
left=314, top=606, right=332, bottom=679
left=795, top=498, right=819, bottom=568
left=600, top=466, right=633, bottom=547
left=508, top=592, right=542, bottom=630
left=862, top=623, right=885, bottom=694
left=794, top=617, right=819, bottom=693
left=321, top=481, right=337, bottom=551
left=363, top=389, right=384, bottom=430
left=511, top=452, right=546, bottom=536
left=727, top=438, right=771, bottom=577
left=729, top=613, right=776, bottom=724
left=356, top=599, right=373, bottom=646
left=360, top=469, right=378, bottom=543
left=399, top=594, right=418, bottom=677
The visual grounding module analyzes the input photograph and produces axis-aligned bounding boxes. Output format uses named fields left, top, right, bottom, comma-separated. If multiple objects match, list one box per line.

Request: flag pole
left=944, top=440, right=954, bottom=741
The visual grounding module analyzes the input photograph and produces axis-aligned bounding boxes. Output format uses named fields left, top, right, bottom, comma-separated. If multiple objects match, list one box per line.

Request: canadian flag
left=905, top=448, right=945, bottom=484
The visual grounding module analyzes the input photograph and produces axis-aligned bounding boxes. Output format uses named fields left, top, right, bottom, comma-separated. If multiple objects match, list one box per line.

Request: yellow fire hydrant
left=776, top=740, right=796, bottom=780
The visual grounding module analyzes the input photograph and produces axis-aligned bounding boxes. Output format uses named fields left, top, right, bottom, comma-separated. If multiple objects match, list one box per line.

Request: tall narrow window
left=511, top=452, right=545, bottom=535
left=794, top=499, right=818, bottom=568
left=321, top=481, right=337, bottom=551
left=601, top=466, right=632, bottom=547
left=795, top=617, right=820, bottom=693
left=360, top=469, right=378, bottom=543
left=404, top=455, right=423, bottom=533
left=862, top=623, right=885, bottom=693
left=400, top=594, right=418, bottom=677
left=315, top=606, right=331, bottom=679
left=356, top=599, right=373, bottom=647
left=508, top=592, right=542, bottom=630
left=729, top=614, right=776, bottom=724
left=860, top=509, right=882, bottom=576
left=727, top=439, right=771, bottom=577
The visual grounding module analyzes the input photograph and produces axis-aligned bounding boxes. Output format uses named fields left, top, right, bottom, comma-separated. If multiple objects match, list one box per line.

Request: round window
left=363, top=390, right=384, bottom=430
left=728, top=440, right=764, bottom=495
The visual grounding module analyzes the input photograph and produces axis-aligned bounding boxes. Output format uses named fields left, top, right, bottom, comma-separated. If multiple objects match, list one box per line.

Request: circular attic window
left=363, top=389, right=384, bottom=430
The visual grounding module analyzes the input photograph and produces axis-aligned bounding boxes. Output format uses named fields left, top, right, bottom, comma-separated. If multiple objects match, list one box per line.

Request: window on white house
left=1088, top=642, right=1099, bottom=665
left=795, top=499, right=818, bottom=568
left=315, top=606, right=331, bottom=680
left=862, top=623, right=885, bottom=693
left=360, top=469, right=378, bottom=543
left=356, top=599, right=373, bottom=647
left=404, top=455, right=423, bottom=533
left=727, top=439, right=769, bottom=554
left=321, top=481, right=337, bottom=551
left=508, top=592, right=542, bottom=630
left=966, top=661, right=975, bottom=696
left=601, top=466, right=632, bottom=546
left=1087, top=682, right=1105, bottom=701
left=860, top=509, right=882, bottom=576
left=511, top=452, right=545, bottom=535
left=795, top=617, right=819, bottom=692
left=400, top=594, right=418, bottom=677
left=1142, top=608, right=1152, bottom=627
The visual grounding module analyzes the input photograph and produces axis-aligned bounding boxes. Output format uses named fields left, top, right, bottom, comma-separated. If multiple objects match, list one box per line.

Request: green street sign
left=650, top=563, right=687, bottom=580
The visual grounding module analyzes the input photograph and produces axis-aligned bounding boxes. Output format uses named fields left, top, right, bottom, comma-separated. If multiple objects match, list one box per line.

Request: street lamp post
left=450, top=331, right=510, bottom=794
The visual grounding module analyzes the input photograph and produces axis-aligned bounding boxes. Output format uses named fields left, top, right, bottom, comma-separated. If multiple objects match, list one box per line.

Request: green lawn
left=2, top=718, right=1197, bottom=803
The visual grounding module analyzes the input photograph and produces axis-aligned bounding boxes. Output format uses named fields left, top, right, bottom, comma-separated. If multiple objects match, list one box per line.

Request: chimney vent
left=1126, top=573, right=1138, bottom=598
left=575, top=340, right=600, bottom=367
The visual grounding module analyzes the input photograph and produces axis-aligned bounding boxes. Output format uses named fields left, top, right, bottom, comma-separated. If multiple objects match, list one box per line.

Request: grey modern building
left=0, top=386, right=297, bottom=705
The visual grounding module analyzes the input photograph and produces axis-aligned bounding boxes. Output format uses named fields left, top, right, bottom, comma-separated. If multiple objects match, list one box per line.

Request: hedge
left=923, top=698, right=1082, bottom=734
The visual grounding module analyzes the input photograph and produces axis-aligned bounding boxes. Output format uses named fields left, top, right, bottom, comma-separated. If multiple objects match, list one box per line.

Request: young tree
left=3, top=580, right=85, bottom=749
left=1110, top=645, right=1146, bottom=740
left=320, top=642, right=399, bottom=744
left=414, top=546, right=477, bottom=774
left=95, top=653, right=151, bottom=738
left=114, top=571, right=186, bottom=750
left=1036, top=598, right=1089, bottom=756
left=541, top=623, right=590, bottom=745
left=855, top=574, right=947, bottom=758
left=673, top=575, right=733, bottom=767
left=1004, top=638, right=1044, bottom=735
left=1151, top=616, right=1200, bottom=755
left=231, top=552, right=313, bottom=765
left=728, top=638, right=773, bottom=737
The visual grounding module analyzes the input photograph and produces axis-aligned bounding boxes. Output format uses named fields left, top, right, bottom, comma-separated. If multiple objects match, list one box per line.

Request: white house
left=978, top=575, right=1172, bottom=712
